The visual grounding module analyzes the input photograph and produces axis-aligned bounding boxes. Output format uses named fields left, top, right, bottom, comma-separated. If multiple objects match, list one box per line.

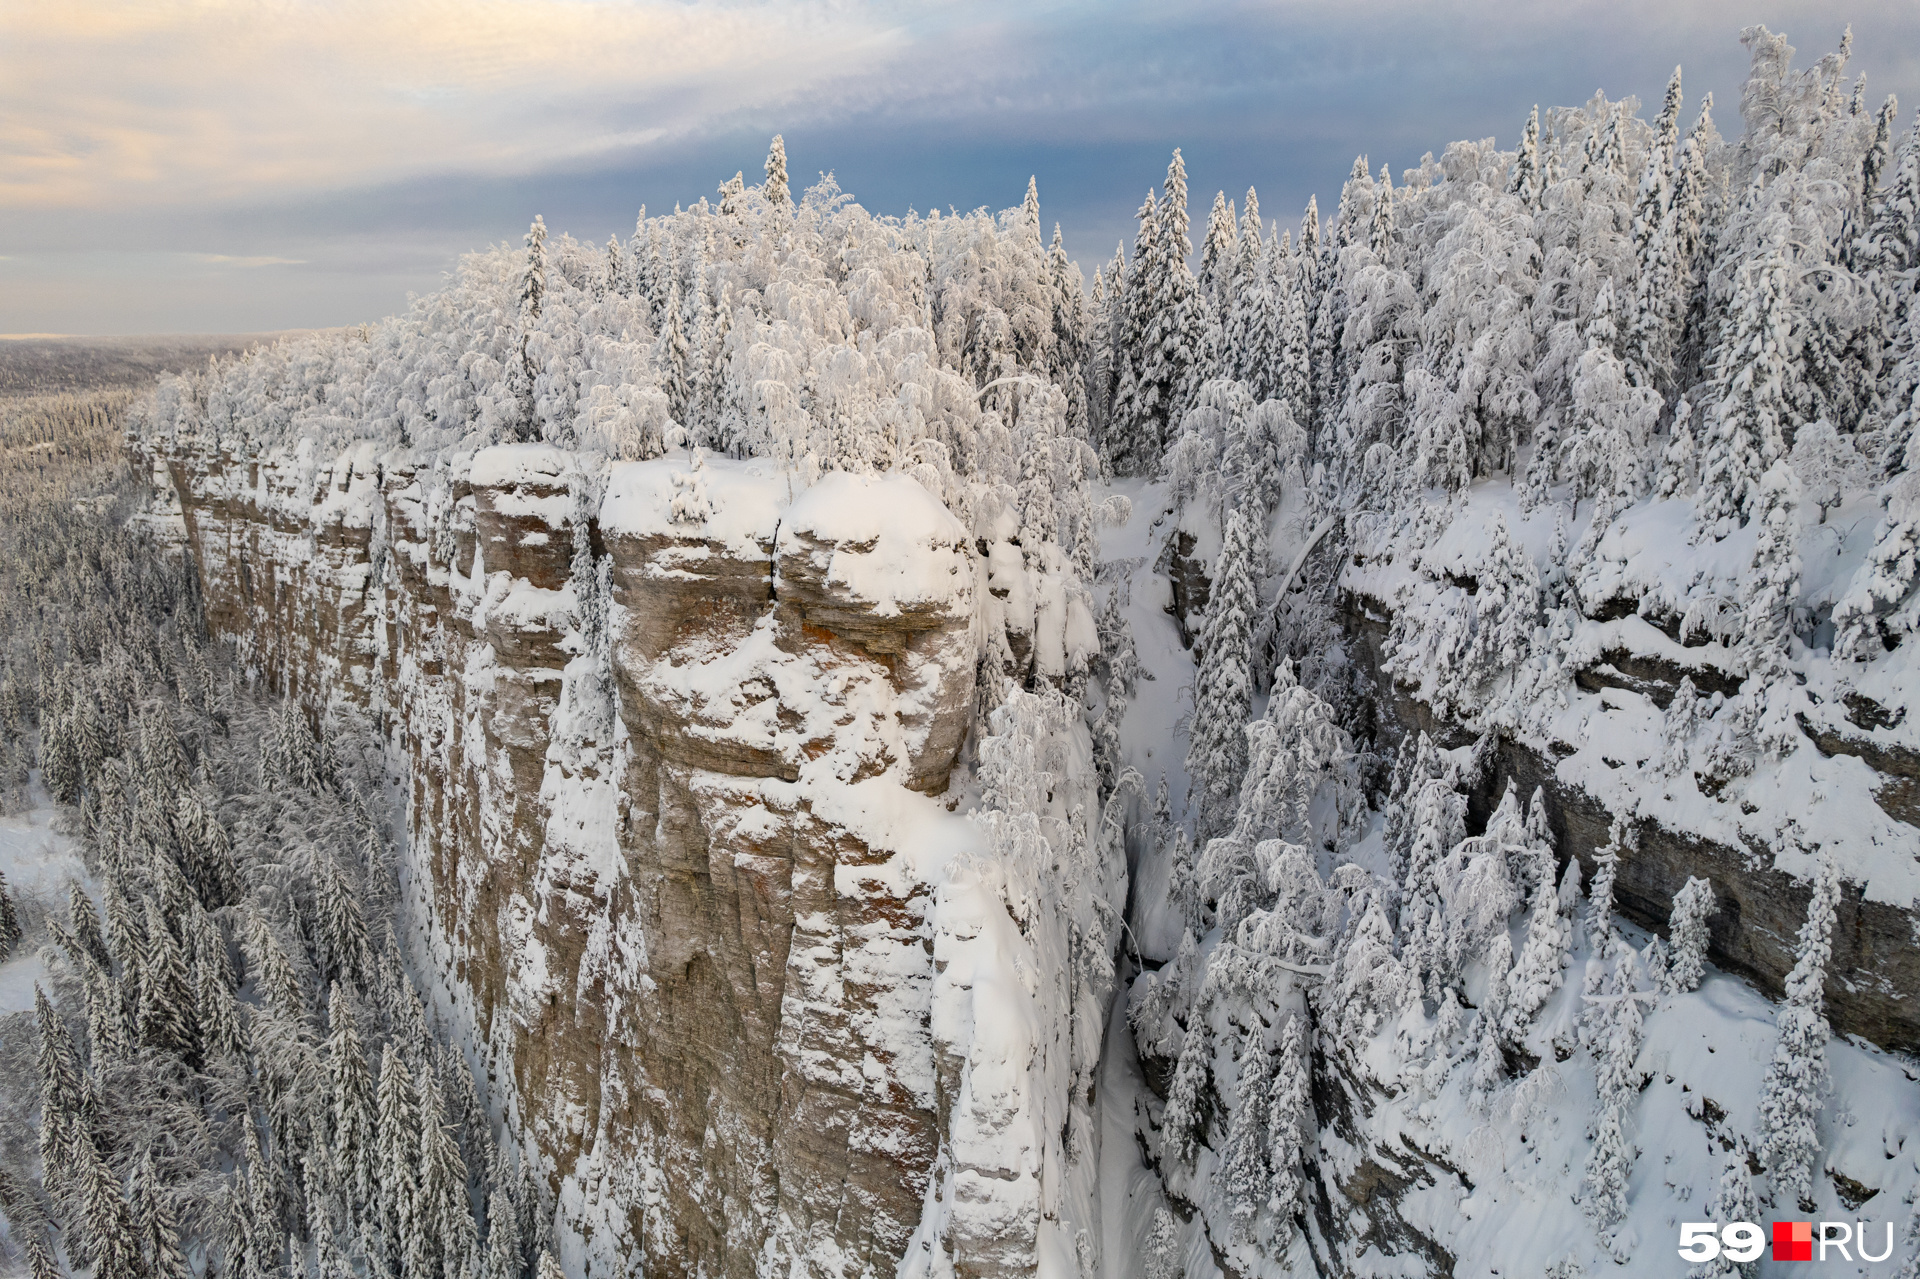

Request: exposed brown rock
left=142, top=441, right=979, bottom=1279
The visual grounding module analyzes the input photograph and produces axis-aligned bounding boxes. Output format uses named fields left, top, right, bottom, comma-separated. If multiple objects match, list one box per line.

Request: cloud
left=188, top=254, right=308, bottom=268
left=7, top=0, right=1916, bottom=215
left=4, top=0, right=1917, bottom=333
left=0, top=0, right=920, bottom=208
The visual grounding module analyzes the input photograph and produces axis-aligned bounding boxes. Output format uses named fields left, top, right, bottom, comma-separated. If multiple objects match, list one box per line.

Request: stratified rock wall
left=139, top=440, right=1014, bottom=1279
left=1151, top=529, right=1920, bottom=1054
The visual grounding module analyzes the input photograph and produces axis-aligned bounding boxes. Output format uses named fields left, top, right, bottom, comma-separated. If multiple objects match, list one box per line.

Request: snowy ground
left=0, top=779, right=87, bottom=1017
left=1097, top=478, right=1202, bottom=964
left=1358, top=908, right=1920, bottom=1278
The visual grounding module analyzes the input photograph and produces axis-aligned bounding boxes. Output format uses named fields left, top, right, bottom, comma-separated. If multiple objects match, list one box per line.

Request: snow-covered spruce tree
left=376, top=1042, right=421, bottom=1269
left=1219, top=386, right=1284, bottom=519
left=1625, top=67, right=1686, bottom=391
left=194, top=910, right=245, bottom=1060
left=72, top=1119, right=143, bottom=1279
left=1584, top=824, right=1623, bottom=956
left=314, top=855, right=372, bottom=991
left=1160, top=993, right=1213, bottom=1169
left=0, top=868, right=20, bottom=956
left=1329, top=885, right=1405, bottom=1044
left=1230, top=665, right=1361, bottom=867
left=1109, top=190, right=1164, bottom=475
left=1048, top=224, right=1092, bottom=440
left=482, top=1186, right=524, bottom=1279
left=328, top=985, right=379, bottom=1215
left=1265, top=1014, right=1310, bottom=1246
left=1187, top=506, right=1258, bottom=839
left=1582, top=950, right=1647, bottom=1240
left=82, top=952, right=129, bottom=1061
left=1502, top=864, right=1572, bottom=1043
left=249, top=911, right=307, bottom=1023
left=1157, top=150, right=1211, bottom=429
left=1664, top=876, right=1717, bottom=994
left=135, top=1148, right=193, bottom=1279
left=418, top=1057, right=478, bottom=1279
left=1406, top=173, right=1540, bottom=492
left=35, top=985, right=86, bottom=1201
left=1561, top=279, right=1661, bottom=511
left=1834, top=431, right=1920, bottom=659
left=1225, top=189, right=1268, bottom=392
left=1760, top=853, right=1841, bottom=1210
left=1659, top=676, right=1705, bottom=777
left=138, top=896, right=196, bottom=1058
left=1698, top=228, right=1796, bottom=537
left=655, top=279, right=692, bottom=425
left=1467, top=514, right=1542, bottom=703
left=1143, top=1207, right=1182, bottom=1279
left=1198, top=189, right=1237, bottom=318
left=1090, top=583, right=1141, bottom=792
left=1694, top=1148, right=1762, bottom=1278
left=1219, top=1023, right=1272, bottom=1243
left=511, top=216, right=548, bottom=444
left=1113, top=152, right=1207, bottom=473
left=1511, top=106, right=1543, bottom=208
left=763, top=135, right=790, bottom=209
left=1467, top=930, right=1514, bottom=1101
left=1741, top=457, right=1803, bottom=668
left=1398, top=773, right=1468, bottom=1002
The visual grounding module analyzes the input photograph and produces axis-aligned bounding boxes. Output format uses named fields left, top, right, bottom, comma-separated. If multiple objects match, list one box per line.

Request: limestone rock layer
left=144, top=441, right=991, bottom=1279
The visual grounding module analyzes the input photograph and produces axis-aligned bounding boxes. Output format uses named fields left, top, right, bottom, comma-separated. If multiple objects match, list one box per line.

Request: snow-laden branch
left=975, top=375, right=1053, bottom=402
left=1275, top=514, right=1342, bottom=607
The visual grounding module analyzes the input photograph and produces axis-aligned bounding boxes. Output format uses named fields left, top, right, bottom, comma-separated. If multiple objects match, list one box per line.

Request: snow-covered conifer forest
left=7, top=21, right=1920, bottom=1279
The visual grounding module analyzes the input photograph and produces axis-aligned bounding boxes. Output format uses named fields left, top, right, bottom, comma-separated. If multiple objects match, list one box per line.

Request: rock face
left=1154, top=533, right=1920, bottom=1053
left=141, top=441, right=990, bottom=1278
left=1338, top=596, right=1920, bottom=1055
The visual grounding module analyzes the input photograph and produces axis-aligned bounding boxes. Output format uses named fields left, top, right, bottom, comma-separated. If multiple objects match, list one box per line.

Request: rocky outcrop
left=139, top=441, right=999, bottom=1279
left=1153, top=522, right=1920, bottom=1052
left=1340, top=593, right=1920, bottom=1056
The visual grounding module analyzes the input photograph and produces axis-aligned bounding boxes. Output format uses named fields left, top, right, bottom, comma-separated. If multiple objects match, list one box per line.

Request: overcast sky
left=4, top=0, right=1917, bottom=336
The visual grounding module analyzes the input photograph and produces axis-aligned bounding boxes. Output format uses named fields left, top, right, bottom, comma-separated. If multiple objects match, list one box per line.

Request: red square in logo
left=1773, top=1220, right=1813, bottom=1261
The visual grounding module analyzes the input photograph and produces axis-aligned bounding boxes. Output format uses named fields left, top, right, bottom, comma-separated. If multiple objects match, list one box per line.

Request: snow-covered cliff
left=135, top=433, right=1119, bottom=1279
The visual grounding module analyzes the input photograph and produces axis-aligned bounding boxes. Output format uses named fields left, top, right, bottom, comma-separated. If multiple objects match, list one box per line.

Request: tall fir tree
left=1187, top=507, right=1259, bottom=838
left=1218, top=1024, right=1272, bottom=1243
left=376, top=1043, right=421, bottom=1273
left=1698, top=1149, right=1762, bottom=1278
left=329, top=985, right=380, bottom=1216
left=764, top=135, right=790, bottom=209
left=35, top=986, right=86, bottom=1202
left=514, top=216, right=548, bottom=443
left=138, top=897, right=196, bottom=1058
left=1157, top=150, right=1210, bottom=427
left=134, top=1148, right=193, bottom=1279
left=1740, top=459, right=1803, bottom=658
left=72, top=1122, right=143, bottom=1279
left=1664, top=876, right=1717, bottom=994
left=1265, top=1014, right=1311, bottom=1246
left=1110, top=193, right=1162, bottom=475
left=1760, top=853, right=1840, bottom=1210
left=1503, top=870, right=1571, bottom=1042
left=1699, top=233, right=1795, bottom=537
left=1626, top=69, right=1687, bottom=390
left=417, top=1058, right=476, bottom=1279
left=1513, top=106, right=1543, bottom=207
left=0, top=869, right=22, bottom=960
